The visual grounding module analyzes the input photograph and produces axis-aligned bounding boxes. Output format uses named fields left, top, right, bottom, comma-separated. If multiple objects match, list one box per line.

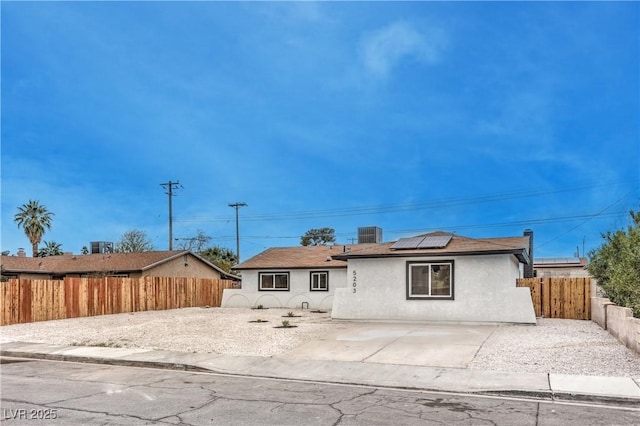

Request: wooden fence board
left=517, top=277, right=591, bottom=320
left=1, top=277, right=233, bottom=325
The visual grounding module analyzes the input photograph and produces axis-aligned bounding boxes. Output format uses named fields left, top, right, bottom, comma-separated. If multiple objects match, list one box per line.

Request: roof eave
left=233, top=264, right=347, bottom=271
left=333, top=248, right=530, bottom=264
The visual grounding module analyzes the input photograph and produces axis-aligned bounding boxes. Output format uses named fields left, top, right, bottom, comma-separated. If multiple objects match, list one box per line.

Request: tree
left=38, top=241, right=63, bottom=257
left=300, top=227, right=336, bottom=246
left=199, top=246, right=238, bottom=274
left=0, top=265, right=9, bottom=282
left=175, top=230, right=237, bottom=273
left=14, top=200, right=54, bottom=257
left=81, top=246, right=89, bottom=255
left=114, top=229, right=155, bottom=253
left=175, top=229, right=211, bottom=253
left=588, top=210, right=640, bottom=316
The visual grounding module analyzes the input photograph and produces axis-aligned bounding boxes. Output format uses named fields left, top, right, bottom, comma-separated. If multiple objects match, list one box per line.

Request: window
left=310, top=271, right=329, bottom=291
left=259, top=272, right=289, bottom=291
left=406, top=261, right=454, bottom=300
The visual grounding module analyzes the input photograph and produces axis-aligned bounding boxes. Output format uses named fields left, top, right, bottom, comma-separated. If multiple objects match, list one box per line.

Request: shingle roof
left=1, top=250, right=237, bottom=278
left=331, top=232, right=531, bottom=264
left=234, top=232, right=530, bottom=269
left=234, top=244, right=378, bottom=270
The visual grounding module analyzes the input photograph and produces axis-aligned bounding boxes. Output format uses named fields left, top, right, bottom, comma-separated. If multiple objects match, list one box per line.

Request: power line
left=204, top=210, right=627, bottom=243
left=535, top=190, right=637, bottom=250
left=176, top=180, right=632, bottom=224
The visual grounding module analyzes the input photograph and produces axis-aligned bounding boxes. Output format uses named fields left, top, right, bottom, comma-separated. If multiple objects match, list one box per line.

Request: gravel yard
left=469, top=319, right=640, bottom=379
left=1, top=308, right=639, bottom=379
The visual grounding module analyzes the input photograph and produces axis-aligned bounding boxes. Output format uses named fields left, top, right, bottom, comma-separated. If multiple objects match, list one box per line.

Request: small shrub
left=287, top=312, right=295, bottom=317
left=90, top=342, right=122, bottom=348
left=281, top=320, right=290, bottom=328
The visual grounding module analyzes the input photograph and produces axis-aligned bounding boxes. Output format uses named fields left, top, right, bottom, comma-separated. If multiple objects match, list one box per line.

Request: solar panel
left=417, top=235, right=452, bottom=249
left=390, top=236, right=425, bottom=250
left=391, top=234, right=453, bottom=250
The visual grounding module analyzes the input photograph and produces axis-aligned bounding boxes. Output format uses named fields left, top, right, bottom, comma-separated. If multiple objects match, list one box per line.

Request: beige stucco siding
left=535, top=266, right=590, bottom=278
left=142, top=254, right=222, bottom=279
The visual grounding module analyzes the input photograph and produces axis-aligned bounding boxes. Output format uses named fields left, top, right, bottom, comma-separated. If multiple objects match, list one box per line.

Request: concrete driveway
left=276, top=322, right=497, bottom=368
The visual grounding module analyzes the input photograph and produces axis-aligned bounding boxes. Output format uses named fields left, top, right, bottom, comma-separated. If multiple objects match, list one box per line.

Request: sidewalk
left=2, top=341, right=639, bottom=406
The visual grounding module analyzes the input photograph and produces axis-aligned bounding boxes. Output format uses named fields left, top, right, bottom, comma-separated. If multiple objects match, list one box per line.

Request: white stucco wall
left=222, top=268, right=347, bottom=309
left=331, top=254, right=536, bottom=324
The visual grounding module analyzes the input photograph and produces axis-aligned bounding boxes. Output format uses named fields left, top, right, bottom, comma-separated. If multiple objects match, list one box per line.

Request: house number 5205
left=352, top=270, right=357, bottom=293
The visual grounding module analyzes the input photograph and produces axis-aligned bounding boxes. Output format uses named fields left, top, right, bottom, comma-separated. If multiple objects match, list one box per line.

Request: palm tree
left=199, top=246, right=238, bottom=273
left=14, top=200, right=54, bottom=257
left=38, top=241, right=63, bottom=257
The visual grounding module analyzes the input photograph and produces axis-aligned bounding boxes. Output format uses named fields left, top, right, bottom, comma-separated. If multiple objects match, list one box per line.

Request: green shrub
left=588, top=211, right=640, bottom=317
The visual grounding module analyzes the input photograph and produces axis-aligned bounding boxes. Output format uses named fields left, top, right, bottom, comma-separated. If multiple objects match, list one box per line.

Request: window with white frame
left=406, top=261, right=454, bottom=299
left=259, top=272, right=290, bottom=291
left=310, top=271, right=329, bottom=291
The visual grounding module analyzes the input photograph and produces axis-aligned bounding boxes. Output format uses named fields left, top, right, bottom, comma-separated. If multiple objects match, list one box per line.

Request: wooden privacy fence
left=517, top=277, right=591, bottom=320
left=1, top=277, right=234, bottom=326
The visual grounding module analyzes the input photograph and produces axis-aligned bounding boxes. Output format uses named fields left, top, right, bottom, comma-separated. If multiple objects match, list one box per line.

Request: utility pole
left=228, top=202, right=247, bottom=261
left=160, top=180, right=182, bottom=250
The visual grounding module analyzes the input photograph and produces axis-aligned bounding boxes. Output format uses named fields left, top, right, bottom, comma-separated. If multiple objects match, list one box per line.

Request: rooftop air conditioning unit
left=90, top=241, right=114, bottom=254
left=357, top=227, right=382, bottom=244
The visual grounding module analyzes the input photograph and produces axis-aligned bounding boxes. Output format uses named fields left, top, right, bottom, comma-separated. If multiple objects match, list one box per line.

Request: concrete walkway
left=2, top=339, right=639, bottom=406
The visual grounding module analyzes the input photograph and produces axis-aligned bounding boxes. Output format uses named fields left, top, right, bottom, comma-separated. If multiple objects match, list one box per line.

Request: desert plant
left=588, top=210, right=640, bottom=316
left=281, top=320, right=291, bottom=328
left=287, top=311, right=295, bottom=317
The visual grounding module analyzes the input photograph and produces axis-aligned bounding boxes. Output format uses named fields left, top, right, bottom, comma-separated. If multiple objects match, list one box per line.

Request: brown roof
left=234, top=244, right=378, bottom=270
left=331, top=232, right=531, bottom=263
left=1, top=250, right=236, bottom=278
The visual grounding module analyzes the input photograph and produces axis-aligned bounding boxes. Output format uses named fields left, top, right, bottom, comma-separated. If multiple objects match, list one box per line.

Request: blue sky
left=2, top=1, right=638, bottom=262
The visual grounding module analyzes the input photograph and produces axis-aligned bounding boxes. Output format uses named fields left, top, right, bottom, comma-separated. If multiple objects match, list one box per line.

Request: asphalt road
left=1, top=357, right=639, bottom=425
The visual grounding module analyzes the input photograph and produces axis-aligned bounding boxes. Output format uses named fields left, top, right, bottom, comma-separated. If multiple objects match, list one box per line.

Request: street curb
left=0, top=350, right=212, bottom=373
left=3, top=349, right=639, bottom=408
left=481, top=389, right=640, bottom=408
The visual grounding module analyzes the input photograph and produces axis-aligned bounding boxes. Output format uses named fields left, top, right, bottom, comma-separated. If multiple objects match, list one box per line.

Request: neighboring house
left=534, top=257, right=590, bottom=278
left=222, top=244, right=375, bottom=310
left=1, top=250, right=239, bottom=281
left=222, top=231, right=536, bottom=324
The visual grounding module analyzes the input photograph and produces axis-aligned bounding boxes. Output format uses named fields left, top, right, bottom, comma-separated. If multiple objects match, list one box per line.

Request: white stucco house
left=222, top=231, right=536, bottom=324
left=221, top=244, right=374, bottom=310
